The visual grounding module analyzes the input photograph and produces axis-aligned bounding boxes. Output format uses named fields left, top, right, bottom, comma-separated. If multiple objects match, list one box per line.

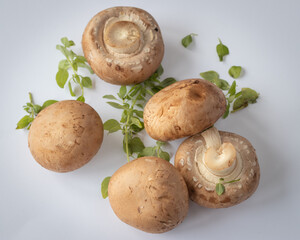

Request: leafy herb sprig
left=215, top=178, right=241, bottom=195
left=16, top=93, right=57, bottom=130
left=56, top=37, right=94, bottom=102
left=200, top=70, right=259, bottom=118
left=101, top=66, right=175, bottom=199
left=103, top=66, right=175, bottom=162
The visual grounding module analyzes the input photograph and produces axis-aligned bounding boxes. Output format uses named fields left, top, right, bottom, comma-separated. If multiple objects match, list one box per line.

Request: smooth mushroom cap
left=174, top=127, right=260, bottom=208
left=108, top=157, right=189, bottom=233
left=143, top=79, right=226, bottom=141
left=28, top=100, right=103, bottom=172
left=82, top=6, right=164, bottom=85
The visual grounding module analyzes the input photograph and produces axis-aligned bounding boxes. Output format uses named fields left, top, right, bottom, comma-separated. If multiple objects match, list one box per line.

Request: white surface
left=1, top=0, right=299, bottom=239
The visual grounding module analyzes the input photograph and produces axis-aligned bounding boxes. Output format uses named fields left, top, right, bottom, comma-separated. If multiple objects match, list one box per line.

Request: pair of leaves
left=215, top=178, right=240, bottom=195
left=181, top=33, right=197, bottom=48
left=200, top=71, right=230, bottom=90
left=16, top=93, right=57, bottom=129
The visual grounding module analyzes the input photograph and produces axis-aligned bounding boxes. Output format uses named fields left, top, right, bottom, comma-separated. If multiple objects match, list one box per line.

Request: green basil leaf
left=16, top=115, right=34, bottom=129
left=136, top=104, right=143, bottom=109
left=120, top=110, right=127, bottom=123
left=68, top=81, right=76, bottom=97
left=200, top=71, right=219, bottom=81
left=58, top=59, right=70, bottom=70
left=228, top=80, right=236, bottom=96
left=159, top=151, right=170, bottom=161
left=42, top=100, right=58, bottom=109
left=216, top=38, right=229, bottom=61
left=156, top=65, right=164, bottom=77
left=82, top=77, right=92, bottom=88
left=218, top=79, right=230, bottom=90
left=181, top=33, right=197, bottom=48
left=33, top=104, right=42, bottom=114
left=216, top=183, right=225, bottom=195
left=77, top=62, right=94, bottom=74
left=77, top=96, right=85, bottom=102
left=103, top=119, right=121, bottom=133
left=240, top=88, right=259, bottom=103
left=156, top=141, right=166, bottom=147
left=106, top=101, right=126, bottom=109
left=72, top=62, right=78, bottom=72
left=232, top=97, right=248, bottom=112
left=75, top=56, right=86, bottom=63
left=228, top=95, right=235, bottom=103
left=101, top=177, right=111, bottom=199
left=56, top=44, right=71, bottom=58
left=131, top=117, right=143, bottom=128
left=133, top=110, right=143, bottom=118
left=119, top=86, right=127, bottom=99
left=229, top=66, right=242, bottom=78
left=160, top=77, right=176, bottom=88
left=129, top=137, right=145, bottom=153
left=138, top=147, right=156, bottom=157
left=222, top=103, right=230, bottom=119
left=103, top=95, right=117, bottom=100
left=56, top=69, right=69, bottom=88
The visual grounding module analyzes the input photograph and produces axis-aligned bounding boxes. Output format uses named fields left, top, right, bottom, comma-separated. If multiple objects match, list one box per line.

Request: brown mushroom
left=174, top=127, right=260, bottom=208
left=28, top=100, right=103, bottom=172
left=143, top=79, right=226, bottom=141
left=108, top=157, right=189, bottom=233
left=82, top=7, right=164, bottom=85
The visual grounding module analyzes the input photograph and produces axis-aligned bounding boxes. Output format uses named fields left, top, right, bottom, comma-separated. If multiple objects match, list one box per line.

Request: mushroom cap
left=82, top=6, right=164, bottom=85
left=28, top=100, right=103, bottom=172
left=108, top=157, right=189, bottom=233
left=143, top=79, right=226, bottom=141
left=174, top=131, right=260, bottom=208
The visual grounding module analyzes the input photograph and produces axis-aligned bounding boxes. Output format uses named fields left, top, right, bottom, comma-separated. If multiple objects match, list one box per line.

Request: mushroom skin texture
left=82, top=6, right=164, bottom=85
left=174, top=127, right=260, bottom=208
left=28, top=100, right=103, bottom=172
left=108, top=157, right=189, bottom=233
left=143, top=79, right=226, bottom=141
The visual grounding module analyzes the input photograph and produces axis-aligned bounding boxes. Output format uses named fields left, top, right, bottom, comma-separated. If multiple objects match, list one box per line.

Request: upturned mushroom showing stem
left=175, top=127, right=260, bottom=208
left=82, top=7, right=164, bottom=85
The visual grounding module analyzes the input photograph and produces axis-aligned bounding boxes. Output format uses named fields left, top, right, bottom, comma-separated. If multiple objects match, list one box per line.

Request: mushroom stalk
left=201, top=127, right=237, bottom=177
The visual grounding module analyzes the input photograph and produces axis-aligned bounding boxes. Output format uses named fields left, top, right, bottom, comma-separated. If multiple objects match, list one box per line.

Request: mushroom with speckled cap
left=174, top=127, right=260, bottom=208
left=82, top=6, right=164, bottom=85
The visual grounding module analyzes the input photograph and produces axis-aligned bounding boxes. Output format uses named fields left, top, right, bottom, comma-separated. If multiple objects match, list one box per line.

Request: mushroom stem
left=201, top=127, right=237, bottom=177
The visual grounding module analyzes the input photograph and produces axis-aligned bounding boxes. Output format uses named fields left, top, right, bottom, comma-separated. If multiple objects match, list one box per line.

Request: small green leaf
left=75, top=56, right=86, bottom=63
left=133, top=110, right=143, bottom=118
left=56, top=44, right=71, bottom=58
left=103, top=95, right=117, bottom=100
left=42, top=100, right=58, bottom=109
left=218, top=79, right=230, bottom=90
left=232, top=88, right=259, bottom=112
left=16, top=115, right=34, bottom=129
left=138, top=147, right=156, bottom=157
left=61, top=37, right=75, bottom=47
left=77, top=62, right=94, bottom=74
left=56, top=69, right=69, bottom=88
left=159, top=151, right=170, bottom=161
left=77, top=96, right=85, bottom=102
left=68, top=81, right=76, bottom=97
left=106, top=101, right=125, bottom=109
left=222, top=103, right=230, bottom=119
left=156, top=141, right=166, bottom=147
left=58, top=59, right=70, bottom=70
left=129, top=85, right=142, bottom=97
left=131, top=117, right=143, bottom=128
left=103, top=119, right=121, bottom=133
left=136, top=104, right=143, bottom=109
left=156, top=65, right=164, bottom=77
left=181, top=33, right=197, bottom=48
left=228, top=80, right=237, bottom=96
left=120, top=110, right=127, bottom=123
left=200, top=71, right=219, bottom=81
left=101, top=177, right=111, bottom=199
left=160, top=77, right=176, bottom=88
left=229, top=66, right=242, bottom=79
left=216, top=38, right=229, bottom=61
left=82, top=77, right=92, bottom=88
left=33, top=104, right=42, bottom=114
left=216, top=183, right=225, bottom=195
left=72, top=62, right=78, bottom=71
left=129, top=137, right=145, bottom=153
left=228, top=95, right=235, bottom=103
left=119, top=86, right=127, bottom=99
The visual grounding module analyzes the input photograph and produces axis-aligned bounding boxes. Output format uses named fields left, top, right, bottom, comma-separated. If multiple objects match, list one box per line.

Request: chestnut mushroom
left=108, top=157, right=189, bottom=233
left=28, top=100, right=103, bottom=172
left=143, top=79, right=226, bottom=141
left=82, top=6, right=164, bottom=85
left=174, top=127, right=260, bottom=208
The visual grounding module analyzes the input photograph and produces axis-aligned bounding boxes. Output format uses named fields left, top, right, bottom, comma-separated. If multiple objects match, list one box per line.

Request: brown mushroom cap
left=174, top=128, right=260, bottom=208
left=143, top=79, right=226, bottom=141
left=82, top=6, right=164, bottom=85
left=108, top=157, right=189, bottom=233
left=28, top=100, right=103, bottom=172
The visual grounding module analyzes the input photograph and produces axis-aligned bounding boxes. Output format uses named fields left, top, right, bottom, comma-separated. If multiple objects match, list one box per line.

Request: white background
left=1, top=0, right=299, bottom=239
